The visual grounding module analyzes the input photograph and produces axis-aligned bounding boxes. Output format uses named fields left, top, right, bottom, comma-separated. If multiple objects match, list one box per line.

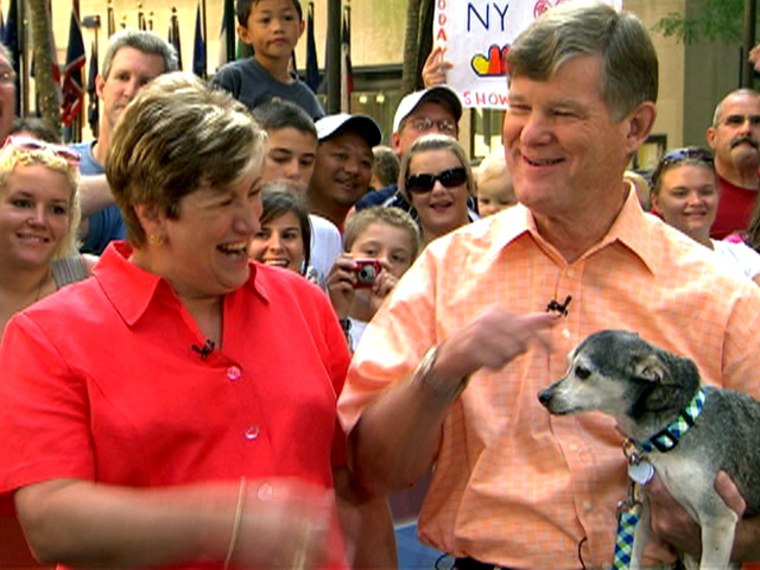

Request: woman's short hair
left=397, top=133, right=475, bottom=202
left=343, top=206, right=421, bottom=261
left=0, top=141, right=81, bottom=257
left=507, top=2, right=658, bottom=122
left=106, top=72, right=267, bottom=247
left=259, top=181, right=312, bottom=274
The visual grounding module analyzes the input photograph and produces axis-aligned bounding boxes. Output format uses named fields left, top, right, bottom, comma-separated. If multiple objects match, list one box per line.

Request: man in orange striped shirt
left=338, top=3, right=760, bottom=569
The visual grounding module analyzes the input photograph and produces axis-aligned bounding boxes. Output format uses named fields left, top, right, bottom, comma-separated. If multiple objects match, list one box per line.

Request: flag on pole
left=168, top=7, right=183, bottom=70
left=192, top=1, right=205, bottom=78
left=218, top=0, right=235, bottom=69
left=3, top=0, right=19, bottom=112
left=87, top=40, right=98, bottom=137
left=340, top=5, right=353, bottom=112
left=61, top=3, right=85, bottom=132
left=305, top=2, right=319, bottom=92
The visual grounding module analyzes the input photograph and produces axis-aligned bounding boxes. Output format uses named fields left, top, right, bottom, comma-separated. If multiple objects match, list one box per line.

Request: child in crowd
left=212, top=0, right=324, bottom=120
left=252, top=100, right=341, bottom=288
left=327, top=206, right=420, bottom=350
left=371, top=145, right=400, bottom=190
left=248, top=182, right=314, bottom=279
left=474, top=146, right=517, bottom=217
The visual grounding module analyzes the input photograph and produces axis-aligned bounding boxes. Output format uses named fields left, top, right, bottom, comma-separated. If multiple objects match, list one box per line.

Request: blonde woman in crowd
left=0, top=136, right=95, bottom=340
left=398, top=133, right=478, bottom=245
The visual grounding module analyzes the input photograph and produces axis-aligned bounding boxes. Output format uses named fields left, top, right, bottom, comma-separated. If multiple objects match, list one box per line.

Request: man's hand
left=434, top=305, right=557, bottom=382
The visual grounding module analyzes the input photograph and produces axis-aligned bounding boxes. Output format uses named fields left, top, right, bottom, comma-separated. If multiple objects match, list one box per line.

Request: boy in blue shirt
left=212, top=0, right=324, bottom=120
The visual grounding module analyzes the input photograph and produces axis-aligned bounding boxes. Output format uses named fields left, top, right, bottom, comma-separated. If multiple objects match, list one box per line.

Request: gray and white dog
left=537, top=329, right=760, bottom=570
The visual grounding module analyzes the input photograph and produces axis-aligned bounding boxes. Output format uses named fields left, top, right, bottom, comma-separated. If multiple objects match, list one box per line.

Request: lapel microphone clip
left=546, top=295, right=573, bottom=317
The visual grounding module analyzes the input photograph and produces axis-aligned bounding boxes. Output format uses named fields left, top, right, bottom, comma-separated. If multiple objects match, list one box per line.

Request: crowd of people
left=2, top=0, right=760, bottom=569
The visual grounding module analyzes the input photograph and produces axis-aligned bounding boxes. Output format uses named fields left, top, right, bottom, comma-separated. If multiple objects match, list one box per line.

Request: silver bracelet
left=223, top=477, right=247, bottom=569
left=413, top=346, right=469, bottom=402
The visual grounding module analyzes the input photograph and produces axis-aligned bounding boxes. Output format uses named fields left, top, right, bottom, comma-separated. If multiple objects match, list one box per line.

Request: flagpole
left=107, top=0, right=114, bottom=36
left=201, top=0, right=206, bottom=78
left=341, top=0, right=351, bottom=113
left=18, top=0, right=26, bottom=114
left=326, top=0, right=340, bottom=113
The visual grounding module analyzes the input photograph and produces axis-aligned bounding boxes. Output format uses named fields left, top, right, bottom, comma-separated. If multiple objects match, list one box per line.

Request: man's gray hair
left=507, top=1, right=658, bottom=121
left=101, top=29, right=178, bottom=79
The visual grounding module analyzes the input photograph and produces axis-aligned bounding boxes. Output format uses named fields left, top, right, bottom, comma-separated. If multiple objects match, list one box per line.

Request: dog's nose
left=537, top=389, right=553, bottom=406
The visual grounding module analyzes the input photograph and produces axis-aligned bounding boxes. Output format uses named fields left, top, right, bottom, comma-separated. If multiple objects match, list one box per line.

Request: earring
left=149, top=232, right=166, bottom=246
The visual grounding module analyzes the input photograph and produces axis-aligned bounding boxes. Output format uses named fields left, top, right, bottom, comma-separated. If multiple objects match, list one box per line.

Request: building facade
left=46, top=0, right=745, bottom=164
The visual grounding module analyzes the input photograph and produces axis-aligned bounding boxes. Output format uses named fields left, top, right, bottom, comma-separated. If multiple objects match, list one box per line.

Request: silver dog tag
left=628, top=459, right=655, bottom=485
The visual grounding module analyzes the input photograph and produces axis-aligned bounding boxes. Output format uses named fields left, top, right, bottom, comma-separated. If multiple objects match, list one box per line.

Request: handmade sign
left=433, top=0, right=622, bottom=109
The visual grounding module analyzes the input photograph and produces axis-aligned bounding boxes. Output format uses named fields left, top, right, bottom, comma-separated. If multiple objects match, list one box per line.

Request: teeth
left=526, top=157, right=562, bottom=166
left=18, top=234, right=49, bottom=242
left=218, top=242, right=248, bottom=254
left=264, top=259, right=289, bottom=267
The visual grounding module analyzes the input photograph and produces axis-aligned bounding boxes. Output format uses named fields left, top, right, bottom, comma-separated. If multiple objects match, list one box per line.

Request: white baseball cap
left=315, top=113, right=382, bottom=147
left=392, top=86, right=463, bottom=133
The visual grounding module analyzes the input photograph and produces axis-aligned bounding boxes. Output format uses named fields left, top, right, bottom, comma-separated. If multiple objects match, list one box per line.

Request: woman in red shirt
left=0, top=73, right=354, bottom=569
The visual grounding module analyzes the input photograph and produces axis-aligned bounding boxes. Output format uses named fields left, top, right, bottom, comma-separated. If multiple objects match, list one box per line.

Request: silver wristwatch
left=413, top=346, right=469, bottom=402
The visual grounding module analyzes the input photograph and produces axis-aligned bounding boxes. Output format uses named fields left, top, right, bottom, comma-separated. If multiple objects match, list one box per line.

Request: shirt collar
left=94, top=241, right=268, bottom=326
left=490, top=188, right=658, bottom=274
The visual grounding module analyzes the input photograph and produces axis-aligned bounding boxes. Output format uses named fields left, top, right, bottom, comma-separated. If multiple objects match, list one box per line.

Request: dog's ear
left=632, top=353, right=667, bottom=384
left=630, top=352, right=676, bottom=416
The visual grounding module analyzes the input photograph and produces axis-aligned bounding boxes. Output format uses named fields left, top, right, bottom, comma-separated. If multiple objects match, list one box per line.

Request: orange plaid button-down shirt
left=339, top=191, right=760, bottom=569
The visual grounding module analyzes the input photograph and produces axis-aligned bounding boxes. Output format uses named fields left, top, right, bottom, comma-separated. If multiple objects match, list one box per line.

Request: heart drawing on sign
left=470, top=45, right=510, bottom=77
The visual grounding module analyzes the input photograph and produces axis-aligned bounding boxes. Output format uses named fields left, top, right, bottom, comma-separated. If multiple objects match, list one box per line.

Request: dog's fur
left=537, top=330, right=760, bottom=570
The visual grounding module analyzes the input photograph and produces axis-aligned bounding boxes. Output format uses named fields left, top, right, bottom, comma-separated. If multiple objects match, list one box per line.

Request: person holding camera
left=327, top=206, right=420, bottom=351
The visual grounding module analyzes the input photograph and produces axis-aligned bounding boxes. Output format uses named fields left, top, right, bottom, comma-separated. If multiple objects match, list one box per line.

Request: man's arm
left=347, top=308, right=557, bottom=496
left=78, top=174, right=115, bottom=217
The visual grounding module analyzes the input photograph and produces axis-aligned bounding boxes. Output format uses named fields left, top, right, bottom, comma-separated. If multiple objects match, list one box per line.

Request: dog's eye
left=575, top=365, right=591, bottom=380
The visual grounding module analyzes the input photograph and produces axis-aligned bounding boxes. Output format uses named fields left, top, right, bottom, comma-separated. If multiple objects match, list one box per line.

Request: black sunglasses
left=406, top=167, right=468, bottom=194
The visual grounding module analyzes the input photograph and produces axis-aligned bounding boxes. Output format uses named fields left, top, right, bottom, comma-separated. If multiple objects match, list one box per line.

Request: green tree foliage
left=653, top=0, right=748, bottom=43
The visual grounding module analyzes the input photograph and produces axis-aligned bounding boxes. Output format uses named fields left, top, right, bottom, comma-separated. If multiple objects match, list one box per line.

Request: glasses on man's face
left=3, top=135, right=81, bottom=165
left=406, top=167, right=468, bottom=194
left=721, top=114, right=760, bottom=128
left=405, top=117, right=458, bottom=136
left=651, top=147, right=714, bottom=187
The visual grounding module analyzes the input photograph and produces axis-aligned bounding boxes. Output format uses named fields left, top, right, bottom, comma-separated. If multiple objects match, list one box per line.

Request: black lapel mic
left=191, top=339, right=215, bottom=360
left=546, top=295, right=572, bottom=317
